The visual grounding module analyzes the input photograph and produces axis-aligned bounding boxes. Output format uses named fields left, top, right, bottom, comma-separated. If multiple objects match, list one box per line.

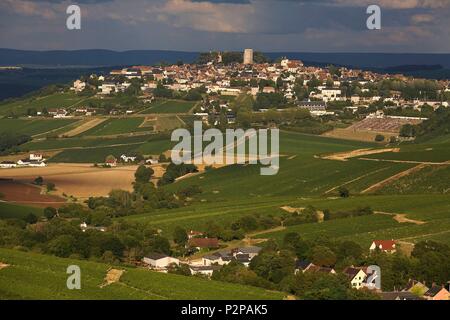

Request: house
left=28, top=160, right=46, bottom=167
left=188, top=237, right=219, bottom=250
left=233, top=246, right=262, bottom=259
left=202, top=251, right=232, bottom=266
left=202, top=246, right=261, bottom=267
left=381, top=292, right=424, bottom=300
left=343, top=267, right=368, bottom=290
left=142, top=253, right=180, bottom=270
left=262, top=86, right=276, bottom=94
left=295, top=260, right=336, bottom=275
left=29, top=153, right=43, bottom=161
left=402, top=280, right=429, bottom=296
left=104, top=158, right=117, bottom=167
left=297, top=101, right=329, bottom=116
left=80, top=222, right=106, bottom=233
left=72, top=80, right=86, bottom=92
left=187, top=230, right=204, bottom=240
left=0, top=161, right=17, bottom=169
left=423, top=285, right=450, bottom=300
left=145, top=159, right=159, bottom=165
left=120, top=154, right=137, bottom=163
left=189, top=265, right=222, bottom=277
left=369, top=240, right=396, bottom=253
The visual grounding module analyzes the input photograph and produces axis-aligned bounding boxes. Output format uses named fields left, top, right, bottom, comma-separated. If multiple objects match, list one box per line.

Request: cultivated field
left=0, top=118, right=78, bottom=137
left=0, top=92, right=87, bottom=116
left=78, top=118, right=150, bottom=136
left=0, top=179, right=66, bottom=208
left=140, top=99, right=197, bottom=114
left=0, top=164, right=142, bottom=199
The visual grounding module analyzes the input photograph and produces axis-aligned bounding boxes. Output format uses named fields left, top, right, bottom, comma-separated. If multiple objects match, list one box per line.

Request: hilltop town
left=0, top=50, right=449, bottom=301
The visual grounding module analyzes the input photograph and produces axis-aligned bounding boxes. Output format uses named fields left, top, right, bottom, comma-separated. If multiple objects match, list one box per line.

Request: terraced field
left=140, top=99, right=197, bottom=114
left=0, top=119, right=78, bottom=136
left=78, top=118, right=150, bottom=136
left=46, top=134, right=174, bottom=162
left=0, top=248, right=284, bottom=300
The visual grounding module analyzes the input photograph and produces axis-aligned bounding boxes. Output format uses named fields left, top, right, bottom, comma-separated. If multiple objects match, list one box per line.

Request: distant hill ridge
left=2, top=48, right=450, bottom=69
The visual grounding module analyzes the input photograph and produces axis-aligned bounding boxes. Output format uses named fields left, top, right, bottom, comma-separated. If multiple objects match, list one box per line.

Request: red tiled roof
left=189, top=238, right=219, bottom=248
left=373, top=240, right=396, bottom=251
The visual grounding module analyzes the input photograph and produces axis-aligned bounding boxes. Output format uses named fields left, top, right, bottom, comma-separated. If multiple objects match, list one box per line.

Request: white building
left=143, top=253, right=180, bottom=270
left=0, top=161, right=17, bottom=169
left=72, top=80, right=86, bottom=92
left=29, top=153, right=43, bottom=161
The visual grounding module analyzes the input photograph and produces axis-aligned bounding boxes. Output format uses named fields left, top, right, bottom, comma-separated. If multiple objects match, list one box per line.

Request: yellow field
left=0, top=163, right=164, bottom=199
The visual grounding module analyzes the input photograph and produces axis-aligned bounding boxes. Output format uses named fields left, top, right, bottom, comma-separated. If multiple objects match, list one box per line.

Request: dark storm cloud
left=0, top=0, right=448, bottom=52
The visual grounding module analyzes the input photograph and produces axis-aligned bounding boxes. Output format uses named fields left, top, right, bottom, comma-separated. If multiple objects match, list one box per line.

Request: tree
left=46, top=182, right=56, bottom=192
left=48, top=235, right=76, bottom=257
left=310, top=245, right=336, bottom=267
left=338, top=186, right=350, bottom=198
left=24, top=213, right=38, bottom=224
left=134, top=165, right=154, bottom=183
left=34, top=176, right=44, bottom=186
left=44, top=207, right=57, bottom=220
left=173, top=226, right=188, bottom=246
left=375, top=134, right=385, bottom=142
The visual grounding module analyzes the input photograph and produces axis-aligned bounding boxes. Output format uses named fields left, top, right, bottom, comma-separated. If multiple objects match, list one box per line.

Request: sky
left=0, top=0, right=449, bottom=53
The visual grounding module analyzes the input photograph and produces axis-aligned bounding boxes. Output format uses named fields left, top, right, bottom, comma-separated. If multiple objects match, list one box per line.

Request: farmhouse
left=0, top=161, right=17, bottom=169
left=142, top=253, right=180, bottom=271
left=369, top=240, right=396, bottom=253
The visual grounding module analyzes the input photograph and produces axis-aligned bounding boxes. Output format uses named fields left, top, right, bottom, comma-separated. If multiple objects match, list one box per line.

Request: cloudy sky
left=0, top=0, right=449, bottom=52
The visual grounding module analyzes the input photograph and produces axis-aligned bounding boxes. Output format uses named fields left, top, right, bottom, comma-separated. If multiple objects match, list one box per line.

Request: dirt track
left=321, top=148, right=400, bottom=161
left=0, top=262, right=10, bottom=270
left=62, top=118, right=107, bottom=137
left=361, top=163, right=427, bottom=194
left=100, top=269, right=125, bottom=288
left=375, top=211, right=426, bottom=225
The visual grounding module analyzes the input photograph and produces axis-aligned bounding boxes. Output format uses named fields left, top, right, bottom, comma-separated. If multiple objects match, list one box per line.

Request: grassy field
left=0, top=248, right=284, bottom=300
left=0, top=202, right=43, bottom=219
left=0, top=119, right=78, bottom=136
left=140, top=99, right=197, bottom=114
left=78, top=118, right=150, bottom=136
